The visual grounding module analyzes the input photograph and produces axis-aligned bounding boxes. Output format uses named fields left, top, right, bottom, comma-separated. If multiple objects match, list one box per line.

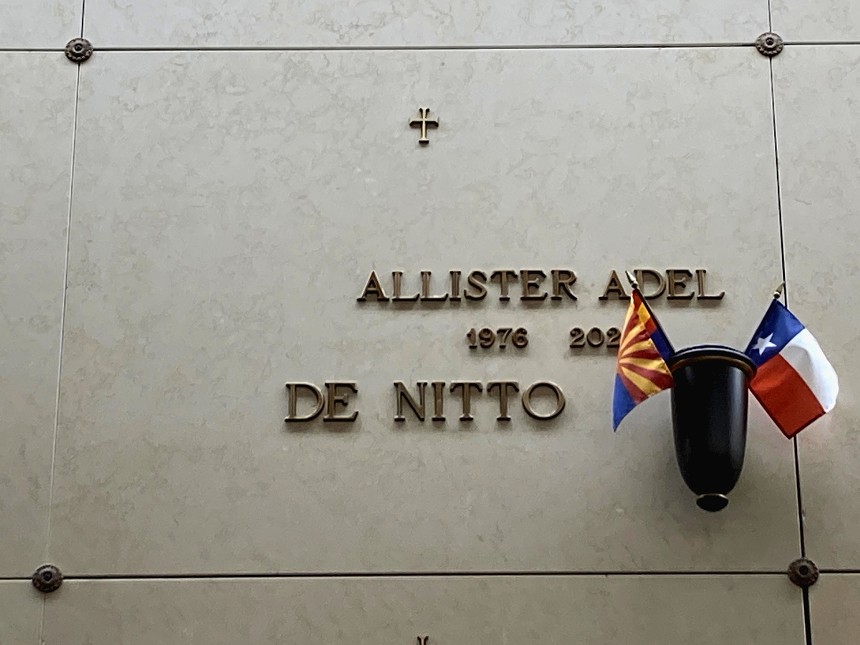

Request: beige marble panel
left=0, top=54, right=77, bottom=576
left=84, top=0, right=768, bottom=48
left=0, top=1, right=81, bottom=48
left=772, top=46, right=860, bottom=568
left=810, top=575, right=860, bottom=644
left=0, top=582, right=43, bottom=644
left=772, top=2, right=860, bottom=42
left=52, top=49, right=794, bottom=575
left=43, top=575, right=802, bottom=644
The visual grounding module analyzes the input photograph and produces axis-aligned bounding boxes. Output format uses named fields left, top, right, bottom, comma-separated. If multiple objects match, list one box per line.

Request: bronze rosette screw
left=65, top=38, right=94, bottom=63
left=32, top=563, right=63, bottom=593
left=787, top=557, right=819, bottom=588
left=755, top=32, right=784, bottom=57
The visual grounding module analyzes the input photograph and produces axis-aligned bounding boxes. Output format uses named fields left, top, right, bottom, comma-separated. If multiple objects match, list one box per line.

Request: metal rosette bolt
left=787, top=557, right=819, bottom=588
left=65, top=38, right=93, bottom=63
left=31, top=563, right=63, bottom=593
left=755, top=32, right=784, bottom=57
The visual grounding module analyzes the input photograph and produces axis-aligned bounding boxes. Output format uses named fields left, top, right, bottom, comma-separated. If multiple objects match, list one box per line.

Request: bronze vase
left=668, top=345, right=756, bottom=512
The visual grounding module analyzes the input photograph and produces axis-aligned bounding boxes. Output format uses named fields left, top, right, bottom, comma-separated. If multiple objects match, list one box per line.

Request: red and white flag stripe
left=748, top=310, right=838, bottom=438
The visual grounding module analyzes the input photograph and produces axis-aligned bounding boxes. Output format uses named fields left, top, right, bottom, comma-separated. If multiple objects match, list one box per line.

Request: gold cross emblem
left=409, top=108, right=439, bottom=145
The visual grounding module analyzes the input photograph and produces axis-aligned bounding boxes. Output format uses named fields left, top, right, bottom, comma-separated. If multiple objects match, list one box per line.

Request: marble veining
left=48, top=49, right=796, bottom=575
left=0, top=54, right=77, bottom=576
left=773, top=46, right=860, bottom=569
left=773, top=0, right=860, bottom=42
left=809, top=575, right=860, bottom=643
left=84, top=0, right=768, bottom=48
left=43, top=576, right=801, bottom=644
left=0, top=0, right=82, bottom=48
left=0, top=583, right=42, bottom=644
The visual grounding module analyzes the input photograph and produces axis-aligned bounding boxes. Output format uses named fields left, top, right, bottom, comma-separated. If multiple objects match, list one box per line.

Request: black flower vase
left=668, top=345, right=757, bottom=512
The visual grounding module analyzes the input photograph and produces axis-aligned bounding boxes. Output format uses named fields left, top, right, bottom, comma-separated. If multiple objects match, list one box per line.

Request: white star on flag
left=744, top=299, right=839, bottom=438
left=753, top=333, right=777, bottom=355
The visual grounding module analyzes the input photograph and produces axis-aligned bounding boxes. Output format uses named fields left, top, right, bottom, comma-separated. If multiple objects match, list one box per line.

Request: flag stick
left=624, top=270, right=640, bottom=291
left=772, top=281, right=785, bottom=300
left=624, top=270, right=676, bottom=354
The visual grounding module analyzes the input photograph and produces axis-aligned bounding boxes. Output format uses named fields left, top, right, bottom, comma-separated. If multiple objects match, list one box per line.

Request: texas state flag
left=744, top=300, right=838, bottom=438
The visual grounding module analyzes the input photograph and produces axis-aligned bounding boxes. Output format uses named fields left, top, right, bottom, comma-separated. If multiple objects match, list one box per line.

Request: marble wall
left=0, top=1, right=857, bottom=643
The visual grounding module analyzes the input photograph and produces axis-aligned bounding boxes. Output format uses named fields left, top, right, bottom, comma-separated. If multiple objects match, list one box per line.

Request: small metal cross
left=409, top=108, right=439, bottom=145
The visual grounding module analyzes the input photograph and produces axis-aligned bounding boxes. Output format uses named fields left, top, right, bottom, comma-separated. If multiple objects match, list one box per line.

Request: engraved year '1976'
left=466, top=327, right=529, bottom=349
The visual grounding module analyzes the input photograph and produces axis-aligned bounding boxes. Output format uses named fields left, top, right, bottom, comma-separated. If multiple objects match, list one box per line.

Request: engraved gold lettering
left=431, top=381, right=446, bottom=421
left=520, top=270, right=548, bottom=301
left=606, top=327, right=621, bottom=348
left=634, top=268, right=666, bottom=299
left=464, top=270, right=488, bottom=301
left=667, top=269, right=695, bottom=300
left=696, top=269, right=725, bottom=300
left=488, top=381, right=520, bottom=421
left=522, top=382, right=566, bottom=420
left=357, top=270, right=389, bottom=302
left=490, top=270, right=518, bottom=301
left=449, top=381, right=483, bottom=421
left=323, top=382, right=359, bottom=422
left=394, top=381, right=427, bottom=421
left=449, top=270, right=462, bottom=302
left=392, top=271, right=419, bottom=302
left=420, top=270, right=448, bottom=302
left=550, top=269, right=577, bottom=301
left=599, top=270, right=630, bottom=301
left=478, top=328, right=495, bottom=347
left=586, top=327, right=605, bottom=347
left=285, top=382, right=325, bottom=422
left=511, top=327, right=529, bottom=348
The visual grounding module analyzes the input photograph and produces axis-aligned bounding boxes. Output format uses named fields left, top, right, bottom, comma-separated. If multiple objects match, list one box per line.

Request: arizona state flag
left=612, top=290, right=674, bottom=430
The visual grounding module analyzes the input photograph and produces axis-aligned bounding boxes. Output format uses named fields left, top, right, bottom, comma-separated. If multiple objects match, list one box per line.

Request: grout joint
left=31, top=563, right=63, bottom=593
left=65, top=38, right=93, bottom=64
left=787, top=557, right=819, bottom=588
left=755, top=32, right=784, bottom=57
